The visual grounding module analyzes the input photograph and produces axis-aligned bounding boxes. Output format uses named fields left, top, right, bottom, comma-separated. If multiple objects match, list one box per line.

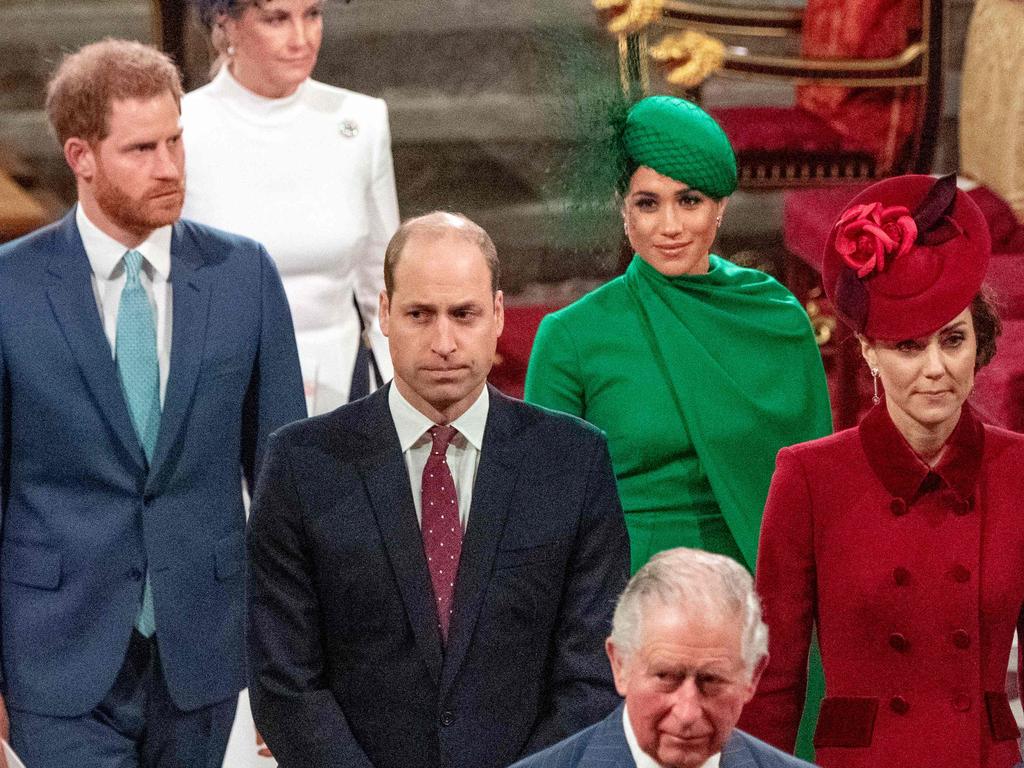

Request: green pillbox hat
left=623, top=95, right=738, bottom=199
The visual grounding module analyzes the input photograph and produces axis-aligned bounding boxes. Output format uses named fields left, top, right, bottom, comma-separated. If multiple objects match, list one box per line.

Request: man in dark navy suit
left=247, top=211, right=630, bottom=768
left=0, top=39, right=305, bottom=767
left=510, top=548, right=818, bottom=768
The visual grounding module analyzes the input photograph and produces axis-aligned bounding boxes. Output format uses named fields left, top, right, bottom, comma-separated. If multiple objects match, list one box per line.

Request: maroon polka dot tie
left=421, top=425, right=463, bottom=641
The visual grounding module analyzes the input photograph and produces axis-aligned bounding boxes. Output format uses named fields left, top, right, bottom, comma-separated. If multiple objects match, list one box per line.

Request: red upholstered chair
left=784, top=181, right=1024, bottom=430
left=605, top=0, right=943, bottom=187
left=488, top=305, right=564, bottom=399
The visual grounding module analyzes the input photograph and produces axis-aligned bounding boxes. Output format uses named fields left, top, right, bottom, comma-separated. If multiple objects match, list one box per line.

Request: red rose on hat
left=833, top=202, right=917, bottom=278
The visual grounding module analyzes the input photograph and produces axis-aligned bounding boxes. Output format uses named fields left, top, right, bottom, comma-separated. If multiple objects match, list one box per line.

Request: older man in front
left=511, top=547, right=818, bottom=768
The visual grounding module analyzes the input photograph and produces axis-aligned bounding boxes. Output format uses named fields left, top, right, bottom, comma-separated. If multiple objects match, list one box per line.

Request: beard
left=93, top=161, right=184, bottom=237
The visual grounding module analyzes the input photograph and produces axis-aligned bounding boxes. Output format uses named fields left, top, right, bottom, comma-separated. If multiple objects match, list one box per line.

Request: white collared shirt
left=623, top=705, right=721, bottom=768
left=388, top=383, right=488, bottom=530
left=76, top=204, right=173, bottom=404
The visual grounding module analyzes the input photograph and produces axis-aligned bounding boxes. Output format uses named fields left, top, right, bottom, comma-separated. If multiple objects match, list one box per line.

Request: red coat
left=740, top=404, right=1024, bottom=768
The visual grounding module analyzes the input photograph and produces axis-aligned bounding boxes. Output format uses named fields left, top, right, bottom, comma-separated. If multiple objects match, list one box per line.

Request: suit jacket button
left=953, top=693, right=971, bottom=712
left=440, top=710, right=455, bottom=727
left=890, top=498, right=907, bottom=516
left=951, top=629, right=970, bottom=649
left=892, top=567, right=910, bottom=586
left=888, top=632, right=909, bottom=652
left=950, top=564, right=971, bottom=583
left=890, top=696, right=909, bottom=714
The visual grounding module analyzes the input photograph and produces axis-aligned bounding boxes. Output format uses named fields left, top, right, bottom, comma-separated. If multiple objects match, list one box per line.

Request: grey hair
left=610, top=547, right=768, bottom=678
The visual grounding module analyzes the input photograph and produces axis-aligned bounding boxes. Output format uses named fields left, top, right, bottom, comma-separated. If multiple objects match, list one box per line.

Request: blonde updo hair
left=193, top=0, right=260, bottom=71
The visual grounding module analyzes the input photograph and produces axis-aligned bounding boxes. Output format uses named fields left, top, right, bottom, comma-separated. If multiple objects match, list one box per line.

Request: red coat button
left=890, top=498, right=907, bottom=516
left=950, top=564, right=970, bottom=583
left=888, top=632, right=910, bottom=652
left=890, top=696, right=910, bottom=714
left=892, top=567, right=911, bottom=586
left=953, top=499, right=971, bottom=516
left=951, top=629, right=970, bottom=649
left=953, top=694, right=971, bottom=712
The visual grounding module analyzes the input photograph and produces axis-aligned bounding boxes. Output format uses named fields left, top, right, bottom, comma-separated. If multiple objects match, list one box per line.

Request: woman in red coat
left=740, top=174, right=1024, bottom=768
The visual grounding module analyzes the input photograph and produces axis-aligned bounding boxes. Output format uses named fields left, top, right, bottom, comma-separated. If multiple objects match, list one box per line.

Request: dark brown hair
left=45, top=38, right=182, bottom=145
left=971, top=288, right=1001, bottom=371
left=383, top=212, right=500, bottom=299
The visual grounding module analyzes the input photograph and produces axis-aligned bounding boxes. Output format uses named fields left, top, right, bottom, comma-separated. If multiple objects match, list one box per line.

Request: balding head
left=383, top=211, right=500, bottom=299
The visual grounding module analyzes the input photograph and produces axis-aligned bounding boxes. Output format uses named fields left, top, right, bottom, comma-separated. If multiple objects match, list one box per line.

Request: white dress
left=181, top=67, right=399, bottom=414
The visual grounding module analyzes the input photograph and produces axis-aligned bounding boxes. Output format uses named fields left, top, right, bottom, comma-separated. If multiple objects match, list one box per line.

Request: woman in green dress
left=525, top=95, right=832, bottom=574
left=524, top=96, right=833, bottom=760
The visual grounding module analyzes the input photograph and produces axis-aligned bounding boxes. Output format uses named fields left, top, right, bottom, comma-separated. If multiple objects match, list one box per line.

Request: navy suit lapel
left=579, top=705, right=634, bottom=767
left=357, top=387, right=444, bottom=686
left=440, top=386, right=526, bottom=695
left=147, top=221, right=210, bottom=487
left=44, top=212, right=146, bottom=470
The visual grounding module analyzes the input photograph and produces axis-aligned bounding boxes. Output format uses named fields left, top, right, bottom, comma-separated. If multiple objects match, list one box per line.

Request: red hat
left=822, top=174, right=991, bottom=340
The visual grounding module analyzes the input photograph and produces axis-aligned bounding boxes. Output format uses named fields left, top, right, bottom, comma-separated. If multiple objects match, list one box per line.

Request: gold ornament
left=649, top=30, right=726, bottom=89
left=593, top=0, right=665, bottom=36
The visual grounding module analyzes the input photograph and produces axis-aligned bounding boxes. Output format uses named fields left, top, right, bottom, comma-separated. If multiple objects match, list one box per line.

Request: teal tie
left=115, top=249, right=161, bottom=637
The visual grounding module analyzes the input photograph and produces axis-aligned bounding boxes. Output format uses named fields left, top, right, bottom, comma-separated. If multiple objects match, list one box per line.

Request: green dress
left=525, top=254, right=832, bottom=760
left=525, top=254, right=832, bottom=571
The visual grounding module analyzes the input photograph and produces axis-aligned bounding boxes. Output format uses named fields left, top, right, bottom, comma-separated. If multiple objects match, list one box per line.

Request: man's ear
left=743, top=654, right=769, bottom=704
left=379, top=290, right=391, bottom=337
left=605, top=638, right=630, bottom=698
left=64, top=137, right=95, bottom=181
left=493, top=289, right=504, bottom=338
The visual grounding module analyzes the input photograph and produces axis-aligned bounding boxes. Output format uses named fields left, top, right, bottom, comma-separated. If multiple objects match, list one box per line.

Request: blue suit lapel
left=357, top=386, right=444, bottom=686
left=146, top=221, right=210, bottom=488
left=578, top=705, right=635, bottom=767
left=721, top=730, right=759, bottom=768
left=44, top=211, right=146, bottom=471
left=440, top=386, right=526, bottom=696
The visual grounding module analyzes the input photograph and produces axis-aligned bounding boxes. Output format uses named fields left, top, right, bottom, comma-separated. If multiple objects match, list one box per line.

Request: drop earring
left=227, top=44, right=236, bottom=57
left=871, top=367, right=880, bottom=405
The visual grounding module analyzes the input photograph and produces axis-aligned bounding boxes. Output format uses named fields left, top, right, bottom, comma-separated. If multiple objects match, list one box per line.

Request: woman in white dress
left=182, top=0, right=400, bottom=414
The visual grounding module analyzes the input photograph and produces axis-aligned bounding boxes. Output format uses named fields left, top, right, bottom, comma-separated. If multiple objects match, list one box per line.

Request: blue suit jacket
left=509, top=704, right=819, bottom=768
left=0, top=211, right=306, bottom=716
left=246, top=384, right=631, bottom=768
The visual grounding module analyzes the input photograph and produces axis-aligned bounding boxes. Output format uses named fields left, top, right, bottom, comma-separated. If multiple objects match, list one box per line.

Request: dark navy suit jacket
left=509, top=704, right=820, bottom=768
left=0, top=211, right=305, bottom=716
left=246, top=384, right=630, bottom=768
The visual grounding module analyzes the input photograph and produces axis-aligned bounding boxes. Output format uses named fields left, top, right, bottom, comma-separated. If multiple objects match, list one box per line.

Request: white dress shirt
left=388, top=384, right=489, bottom=530
left=76, top=204, right=173, bottom=404
left=623, top=705, right=721, bottom=768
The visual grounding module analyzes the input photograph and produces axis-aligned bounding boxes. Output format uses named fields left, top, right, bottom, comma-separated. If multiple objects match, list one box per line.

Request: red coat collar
left=859, top=402, right=984, bottom=504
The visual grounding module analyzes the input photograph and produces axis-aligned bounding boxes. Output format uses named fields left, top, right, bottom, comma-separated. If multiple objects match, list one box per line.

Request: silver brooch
left=339, top=119, right=359, bottom=138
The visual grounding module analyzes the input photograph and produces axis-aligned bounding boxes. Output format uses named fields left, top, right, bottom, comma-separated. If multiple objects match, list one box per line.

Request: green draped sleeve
left=526, top=254, right=832, bottom=571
